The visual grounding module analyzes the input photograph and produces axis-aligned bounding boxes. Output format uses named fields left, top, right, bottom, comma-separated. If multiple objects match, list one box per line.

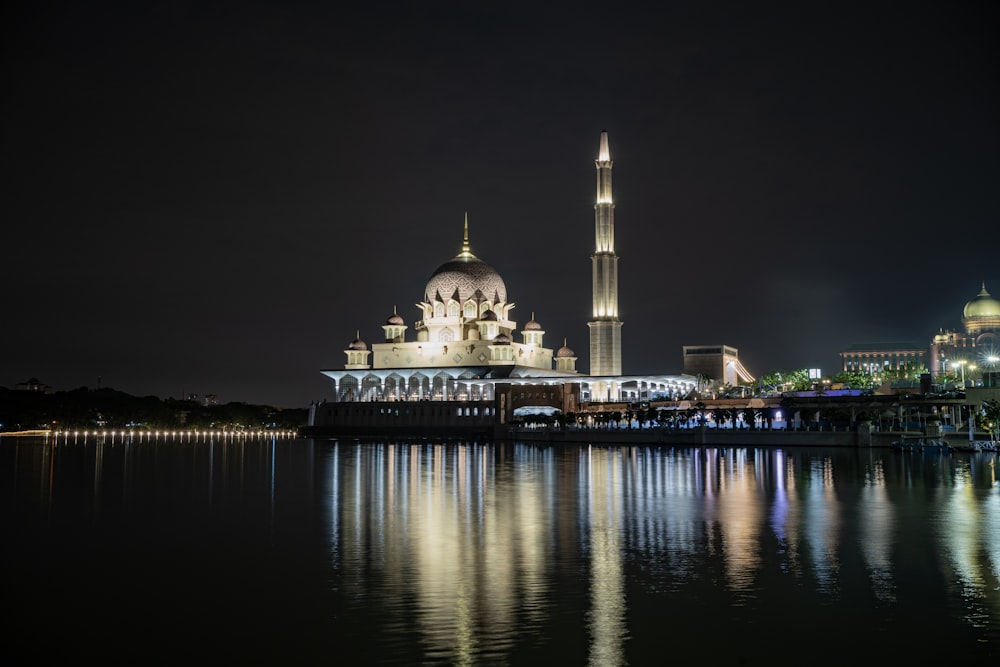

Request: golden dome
left=963, top=283, right=1000, bottom=319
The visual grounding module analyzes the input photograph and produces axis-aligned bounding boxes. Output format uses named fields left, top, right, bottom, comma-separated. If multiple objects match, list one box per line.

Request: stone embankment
left=507, top=425, right=906, bottom=448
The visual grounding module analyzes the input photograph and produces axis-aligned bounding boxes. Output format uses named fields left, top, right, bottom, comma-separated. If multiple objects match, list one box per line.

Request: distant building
left=15, top=378, right=52, bottom=393
left=681, top=345, right=755, bottom=388
left=930, top=282, right=1000, bottom=387
left=839, top=342, right=926, bottom=374
left=840, top=282, right=1000, bottom=388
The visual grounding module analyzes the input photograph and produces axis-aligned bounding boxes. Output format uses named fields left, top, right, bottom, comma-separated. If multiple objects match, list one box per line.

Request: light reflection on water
left=3, top=436, right=999, bottom=662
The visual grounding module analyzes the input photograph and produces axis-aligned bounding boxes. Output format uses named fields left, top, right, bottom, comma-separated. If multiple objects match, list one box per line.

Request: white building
left=318, top=132, right=697, bottom=408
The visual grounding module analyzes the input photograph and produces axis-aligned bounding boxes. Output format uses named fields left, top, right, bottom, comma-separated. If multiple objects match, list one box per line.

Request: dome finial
left=460, top=212, right=471, bottom=256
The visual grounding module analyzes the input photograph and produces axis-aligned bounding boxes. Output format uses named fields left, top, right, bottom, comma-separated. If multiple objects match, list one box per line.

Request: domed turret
left=493, top=332, right=511, bottom=344
left=382, top=306, right=407, bottom=343
left=345, top=330, right=371, bottom=370
left=554, top=338, right=578, bottom=373
left=522, top=312, right=544, bottom=346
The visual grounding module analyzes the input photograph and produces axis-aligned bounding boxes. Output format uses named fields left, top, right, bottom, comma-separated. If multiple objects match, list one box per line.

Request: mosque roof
left=964, top=283, right=1000, bottom=319
left=556, top=344, right=575, bottom=358
left=347, top=331, right=367, bottom=350
left=424, top=215, right=507, bottom=305
left=385, top=306, right=405, bottom=326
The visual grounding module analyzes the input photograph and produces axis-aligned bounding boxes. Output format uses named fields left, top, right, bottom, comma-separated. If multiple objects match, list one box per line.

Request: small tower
left=382, top=306, right=407, bottom=343
left=555, top=338, right=578, bottom=373
left=344, top=331, right=371, bottom=370
left=477, top=308, right=501, bottom=341
left=489, top=332, right=514, bottom=362
left=522, top=312, right=544, bottom=346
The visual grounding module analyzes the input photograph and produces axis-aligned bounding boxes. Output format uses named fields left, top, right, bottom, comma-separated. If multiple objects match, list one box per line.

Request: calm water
left=3, top=436, right=999, bottom=664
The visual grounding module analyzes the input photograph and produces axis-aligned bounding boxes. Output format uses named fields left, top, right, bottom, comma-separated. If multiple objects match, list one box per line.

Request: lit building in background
left=682, top=345, right=755, bottom=388
left=839, top=343, right=926, bottom=374
left=930, top=283, right=1000, bottom=388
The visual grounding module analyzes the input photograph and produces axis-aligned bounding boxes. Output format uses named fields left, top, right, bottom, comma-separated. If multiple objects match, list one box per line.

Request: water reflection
left=4, top=437, right=999, bottom=662
left=583, top=446, right=626, bottom=667
left=860, top=457, right=896, bottom=602
left=325, top=443, right=1000, bottom=660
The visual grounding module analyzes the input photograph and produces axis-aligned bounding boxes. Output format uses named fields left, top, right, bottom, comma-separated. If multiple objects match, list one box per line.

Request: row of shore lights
left=50, top=429, right=297, bottom=438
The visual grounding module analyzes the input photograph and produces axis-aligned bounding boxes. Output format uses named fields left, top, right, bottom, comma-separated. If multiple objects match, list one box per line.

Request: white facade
left=321, top=214, right=578, bottom=402
left=318, top=134, right=699, bottom=408
left=588, top=131, right=623, bottom=380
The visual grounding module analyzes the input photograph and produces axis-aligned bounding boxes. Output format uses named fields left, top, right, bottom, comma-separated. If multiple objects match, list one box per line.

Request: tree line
left=0, top=386, right=309, bottom=432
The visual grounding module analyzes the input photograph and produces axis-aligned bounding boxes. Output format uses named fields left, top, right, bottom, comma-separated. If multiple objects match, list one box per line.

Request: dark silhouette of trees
left=0, top=387, right=308, bottom=431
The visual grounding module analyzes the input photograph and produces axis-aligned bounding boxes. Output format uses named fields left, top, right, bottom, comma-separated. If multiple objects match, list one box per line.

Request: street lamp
left=953, top=359, right=968, bottom=389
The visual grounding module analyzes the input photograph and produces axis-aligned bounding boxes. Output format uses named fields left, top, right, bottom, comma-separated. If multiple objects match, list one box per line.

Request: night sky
left=3, top=2, right=997, bottom=408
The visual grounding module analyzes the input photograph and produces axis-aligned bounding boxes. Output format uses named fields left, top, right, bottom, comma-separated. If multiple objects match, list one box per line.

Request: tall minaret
left=588, top=130, right=623, bottom=382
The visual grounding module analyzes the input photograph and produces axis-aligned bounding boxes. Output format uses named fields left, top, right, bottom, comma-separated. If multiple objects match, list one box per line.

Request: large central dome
left=423, top=217, right=507, bottom=304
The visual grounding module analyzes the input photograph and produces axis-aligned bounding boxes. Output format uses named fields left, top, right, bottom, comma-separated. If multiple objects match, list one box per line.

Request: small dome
left=480, top=309, right=498, bottom=321
left=524, top=317, right=542, bottom=331
left=348, top=332, right=367, bottom=350
left=493, top=332, right=511, bottom=344
left=386, top=312, right=405, bottom=326
left=964, top=283, right=1000, bottom=319
left=556, top=344, right=575, bottom=358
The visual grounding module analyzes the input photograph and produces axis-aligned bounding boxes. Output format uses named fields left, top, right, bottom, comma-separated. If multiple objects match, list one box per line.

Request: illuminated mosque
left=316, top=132, right=703, bottom=413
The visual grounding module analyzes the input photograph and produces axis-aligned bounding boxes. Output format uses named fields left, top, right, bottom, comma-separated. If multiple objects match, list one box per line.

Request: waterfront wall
left=506, top=425, right=905, bottom=448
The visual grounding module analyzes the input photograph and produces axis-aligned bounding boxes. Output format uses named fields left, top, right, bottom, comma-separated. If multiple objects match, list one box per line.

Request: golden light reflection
left=860, top=458, right=895, bottom=601
left=332, top=443, right=550, bottom=663
left=714, top=448, right=765, bottom=592
left=318, top=443, right=1000, bottom=660
left=936, top=460, right=999, bottom=626
left=584, top=446, right=626, bottom=667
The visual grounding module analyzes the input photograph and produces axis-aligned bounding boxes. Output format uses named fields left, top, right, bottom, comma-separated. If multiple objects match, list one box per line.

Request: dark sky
left=3, top=1, right=998, bottom=408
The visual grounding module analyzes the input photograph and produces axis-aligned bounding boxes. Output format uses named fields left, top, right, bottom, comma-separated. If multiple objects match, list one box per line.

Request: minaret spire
left=588, top=130, right=623, bottom=383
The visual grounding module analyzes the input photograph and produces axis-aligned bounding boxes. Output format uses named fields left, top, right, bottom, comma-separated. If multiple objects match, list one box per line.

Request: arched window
left=440, top=328, right=455, bottom=342
left=480, top=302, right=491, bottom=317
left=464, top=301, right=477, bottom=318
left=433, top=302, right=444, bottom=317
left=448, top=301, right=460, bottom=317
